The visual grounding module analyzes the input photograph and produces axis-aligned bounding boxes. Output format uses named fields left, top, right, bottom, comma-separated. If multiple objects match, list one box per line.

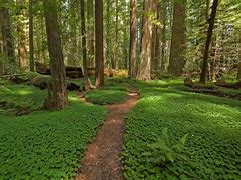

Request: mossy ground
left=0, top=81, right=107, bottom=179
left=123, top=81, right=241, bottom=179
left=0, top=77, right=241, bottom=179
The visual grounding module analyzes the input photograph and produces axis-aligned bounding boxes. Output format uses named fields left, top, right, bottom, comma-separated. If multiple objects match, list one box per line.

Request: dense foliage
left=123, top=85, right=241, bottom=179
left=0, top=82, right=107, bottom=179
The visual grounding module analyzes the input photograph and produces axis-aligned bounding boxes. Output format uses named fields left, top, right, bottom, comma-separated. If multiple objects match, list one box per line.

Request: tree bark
left=153, top=2, right=160, bottom=70
left=81, top=0, right=93, bottom=90
left=0, top=3, right=15, bottom=63
left=200, top=0, right=219, bottom=83
left=95, top=0, right=104, bottom=88
left=168, top=0, right=186, bottom=76
left=106, top=0, right=112, bottom=68
left=29, top=0, right=34, bottom=71
left=114, top=0, right=119, bottom=69
left=136, top=0, right=155, bottom=81
left=87, top=0, right=95, bottom=67
left=43, top=0, right=68, bottom=109
left=161, top=0, right=167, bottom=71
left=17, top=0, right=27, bottom=70
left=129, top=0, right=137, bottom=77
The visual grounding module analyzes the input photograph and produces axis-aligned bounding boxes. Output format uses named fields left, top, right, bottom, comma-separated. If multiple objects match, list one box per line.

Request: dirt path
left=75, top=92, right=139, bottom=180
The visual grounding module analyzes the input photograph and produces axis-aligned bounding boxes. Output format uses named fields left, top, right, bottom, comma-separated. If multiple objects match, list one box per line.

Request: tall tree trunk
left=129, top=0, right=137, bottom=77
left=29, top=0, right=34, bottom=71
left=200, top=0, right=219, bottom=83
left=153, top=2, right=160, bottom=71
left=136, top=0, right=155, bottom=81
left=114, top=0, right=119, bottom=69
left=106, top=0, right=112, bottom=68
left=43, top=0, right=68, bottom=109
left=81, top=0, right=93, bottom=90
left=122, top=0, right=129, bottom=70
left=95, top=0, right=104, bottom=88
left=161, top=0, right=167, bottom=71
left=17, top=0, right=27, bottom=70
left=151, top=1, right=157, bottom=71
left=168, top=0, right=186, bottom=76
left=87, top=0, right=95, bottom=67
left=0, top=3, right=15, bottom=63
left=40, top=17, right=46, bottom=63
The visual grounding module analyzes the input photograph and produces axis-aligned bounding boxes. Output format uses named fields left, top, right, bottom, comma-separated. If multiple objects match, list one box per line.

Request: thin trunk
left=81, top=0, right=93, bottom=90
left=200, top=0, right=219, bottom=83
left=151, top=1, right=157, bottom=71
left=106, top=1, right=112, bottom=68
left=17, top=0, right=27, bottom=70
left=43, top=0, right=68, bottom=109
left=115, top=0, right=119, bottom=69
left=40, top=17, right=46, bottom=63
left=161, top=0, right=167, bottom=71
left=129, top=0, right=137, bottom=77
left=95, top=0, right=104, bottom=88
left=87, top=0, right=95, bottom=67
left=153, top=2, right=160, bottom=70
left=29, top=0, right=34, bottom=71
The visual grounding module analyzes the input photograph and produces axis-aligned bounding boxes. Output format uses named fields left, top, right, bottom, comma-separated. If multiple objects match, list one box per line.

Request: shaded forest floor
left=76, top=92, right=138, bottom=180
left=0, top=76, right=241, bottom=179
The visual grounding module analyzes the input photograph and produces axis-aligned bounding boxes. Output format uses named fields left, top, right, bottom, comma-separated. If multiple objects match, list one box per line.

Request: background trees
left=0, top=0, right=240, bottom=83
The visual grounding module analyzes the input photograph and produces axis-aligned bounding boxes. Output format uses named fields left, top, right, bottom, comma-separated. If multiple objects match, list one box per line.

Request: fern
left=142, top=128, right=188, bottom=167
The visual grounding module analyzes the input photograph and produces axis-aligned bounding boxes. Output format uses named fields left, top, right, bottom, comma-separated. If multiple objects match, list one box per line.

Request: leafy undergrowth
left=0, top=102, right=107, bottom=180
left=172, top=85, right=241, bottom=99
left=123, top=86, right=241, bottom=179
left=0, top=83, right=107, bottom=179
left=86, top=89, right=129, bottom=105
left=0, top=80, right=46, bottom=115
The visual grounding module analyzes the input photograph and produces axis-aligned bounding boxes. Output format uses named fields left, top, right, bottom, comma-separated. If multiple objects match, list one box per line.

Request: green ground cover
left=0, top=80, right=46, bottom=116
left=85, top=89, right=129, bottom=105
left=0, top=81, right=107, bottom=179
left=123, top=86, right=241, bottom=179
left=1, top=77, right=241, bottom=179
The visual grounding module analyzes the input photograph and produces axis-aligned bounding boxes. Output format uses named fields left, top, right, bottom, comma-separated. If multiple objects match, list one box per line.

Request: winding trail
left=76, top=92, right=139, bottom=180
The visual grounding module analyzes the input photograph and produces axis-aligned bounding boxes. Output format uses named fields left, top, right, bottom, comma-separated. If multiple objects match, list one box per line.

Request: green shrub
left=86, top=89, right=129, bottom=105
left=142, top=128, right=188, bottom=167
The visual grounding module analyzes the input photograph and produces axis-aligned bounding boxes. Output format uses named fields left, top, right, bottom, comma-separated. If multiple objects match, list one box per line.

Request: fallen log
left=36, top=62, right=83, bottom=78
left=214, top=80, right=241, bottom=89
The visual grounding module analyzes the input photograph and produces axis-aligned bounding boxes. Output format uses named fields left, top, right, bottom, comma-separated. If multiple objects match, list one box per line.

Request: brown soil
left=75, top=92, right=139, bottom=180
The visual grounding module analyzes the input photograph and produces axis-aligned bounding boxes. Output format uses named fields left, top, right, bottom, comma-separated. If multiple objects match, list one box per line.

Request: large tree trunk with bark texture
left=136, top=0, right=155, bottom=81
left=43, top=0, right=68, bottom=109
left=129, top=0, right=137, bottom=77
left=0, top=3, right=15, bottom=63
left=169, top=0, right=186, bottom=76
left=95, top=0, right=104, bottom=88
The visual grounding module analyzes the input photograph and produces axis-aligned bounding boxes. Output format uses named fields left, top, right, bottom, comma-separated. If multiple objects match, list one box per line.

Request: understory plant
left=142, top=128, right=188, bottom=167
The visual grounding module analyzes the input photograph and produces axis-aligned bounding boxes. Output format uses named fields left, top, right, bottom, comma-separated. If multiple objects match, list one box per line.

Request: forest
left=0, top=0, right=241, bottom=179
